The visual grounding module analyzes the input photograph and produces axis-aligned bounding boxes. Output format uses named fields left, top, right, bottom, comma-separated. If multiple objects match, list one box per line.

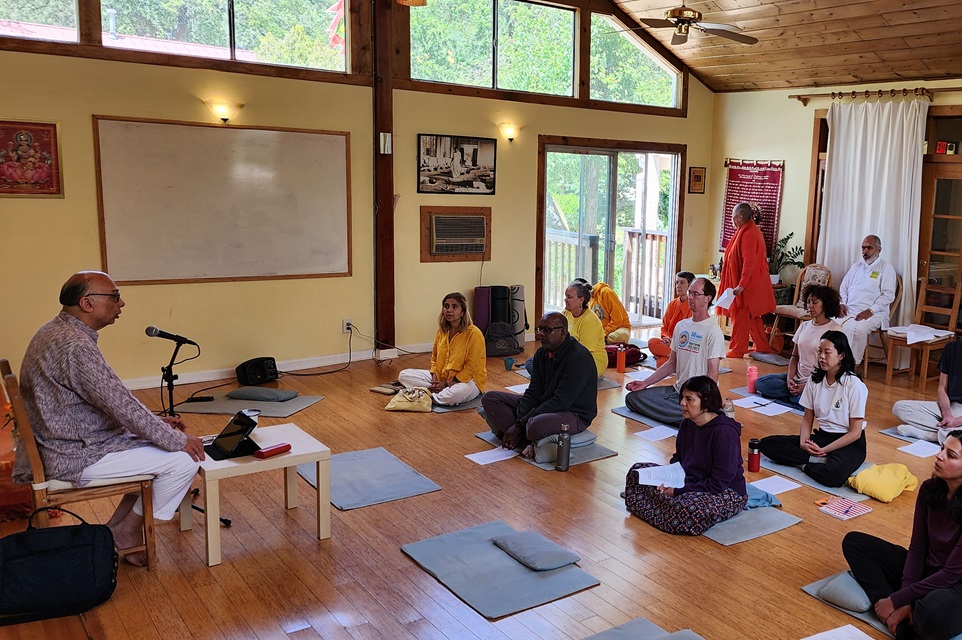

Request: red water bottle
left=747, top=365, right=758, bottom=394
left=748, top=438, right=761, bottom=473
left=616, top=343, right=626, bottom=373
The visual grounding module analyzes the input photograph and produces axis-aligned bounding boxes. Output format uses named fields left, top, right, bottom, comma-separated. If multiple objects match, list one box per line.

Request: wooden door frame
left=535, top=135, right=687, bottom=321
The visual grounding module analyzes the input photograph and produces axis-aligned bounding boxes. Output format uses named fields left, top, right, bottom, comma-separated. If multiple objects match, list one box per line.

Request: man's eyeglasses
left=535, top=326, right=565, bottom=335
left=688, top=291, right=709, bottom=298
left=85, top=292, right=121, bottom=302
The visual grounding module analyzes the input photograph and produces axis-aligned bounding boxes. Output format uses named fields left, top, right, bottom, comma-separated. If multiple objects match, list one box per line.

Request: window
left=589, top=14, right=678, bottom=108
left=99, top=0, right=346, bottom=72
left=411, top=0, right=575, bottom=97
left=0, top=0, right=77, bottom=43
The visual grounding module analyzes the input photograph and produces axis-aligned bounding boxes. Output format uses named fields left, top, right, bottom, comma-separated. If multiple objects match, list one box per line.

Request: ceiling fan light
left=397, top=0, right=427, bottom=5
left=674, top=23, right=690, bottom=36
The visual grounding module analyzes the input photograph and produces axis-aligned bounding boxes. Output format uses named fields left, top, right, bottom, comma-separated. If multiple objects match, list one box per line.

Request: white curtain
left=817, top=98, right=928, bottom=328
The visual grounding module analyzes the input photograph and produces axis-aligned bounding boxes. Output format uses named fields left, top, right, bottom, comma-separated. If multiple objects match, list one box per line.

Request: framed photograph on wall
left=418, top=134, right=496, bottom=194
left=0, top=120, right=64, bottom=197
left=688, top=166, right=706, bottom=195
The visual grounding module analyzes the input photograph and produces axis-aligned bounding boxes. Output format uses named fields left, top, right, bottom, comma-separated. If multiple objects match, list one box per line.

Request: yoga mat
left=703, top=506, right=801, bottom=546
left=510, top=284, right=526, bottom=346
left=611, top=406, right=677, bottom=430
left=880, top=426, right=915, bottom=443
left=177, top=392, right=323, bottom=417
left=474, top=432, right=617, bottom=470
left=585, top=617, right=707, bottom=640
left=515, top=369, right=621, bottom=391
left=760, top=457, right=872, bottom=501
left=297, top=447, right=440, bottom=510
left=432, top=396, right=483, bottom=413
left=802, top=573, right=891, bottom=638
left=401, top=521, right=599, bottom=619
left=749, top=352, right=792, bottom=366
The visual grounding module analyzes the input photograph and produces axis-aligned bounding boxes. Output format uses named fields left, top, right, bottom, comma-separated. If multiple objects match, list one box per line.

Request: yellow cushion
left=848, top=463, right=918, bottom=503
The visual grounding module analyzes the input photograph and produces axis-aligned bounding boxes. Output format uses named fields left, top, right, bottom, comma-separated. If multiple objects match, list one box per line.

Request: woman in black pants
left=757, top=330, right=867, bottom=487
left=843, top=430, right=962, bottom=639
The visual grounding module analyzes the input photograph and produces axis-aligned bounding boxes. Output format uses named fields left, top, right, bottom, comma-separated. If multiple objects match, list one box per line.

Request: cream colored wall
left=0, top=49, right=716, bottom=380
left=0, top=51, right=374, bottom=380
left=392, top=79, right=716, bottom=344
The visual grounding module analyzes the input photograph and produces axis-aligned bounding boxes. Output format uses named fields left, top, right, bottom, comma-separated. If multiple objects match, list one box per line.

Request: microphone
left=145, top=326, right=198, bottom=346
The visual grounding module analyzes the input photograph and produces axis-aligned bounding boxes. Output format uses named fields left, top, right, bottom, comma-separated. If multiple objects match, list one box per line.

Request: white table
left=180, top=423, right=331, bottom=566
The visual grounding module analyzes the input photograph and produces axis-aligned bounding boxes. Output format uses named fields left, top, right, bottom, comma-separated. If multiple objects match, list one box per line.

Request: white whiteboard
left=95, top=117, right=351, bottom=284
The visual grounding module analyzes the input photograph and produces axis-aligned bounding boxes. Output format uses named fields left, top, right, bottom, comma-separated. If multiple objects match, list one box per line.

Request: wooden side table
left=180, top=423, right=331, bottom=566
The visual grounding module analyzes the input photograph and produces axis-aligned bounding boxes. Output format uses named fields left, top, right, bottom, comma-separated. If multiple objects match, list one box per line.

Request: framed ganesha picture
left=0, top=119, right=64, bottom=197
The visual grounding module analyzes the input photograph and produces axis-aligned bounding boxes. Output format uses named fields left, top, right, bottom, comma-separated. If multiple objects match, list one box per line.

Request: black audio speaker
left=235, top=357, right=278, bottom=386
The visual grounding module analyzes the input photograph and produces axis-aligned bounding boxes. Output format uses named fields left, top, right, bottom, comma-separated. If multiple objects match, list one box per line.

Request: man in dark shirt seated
left=480, top=312, right=598, bottom=458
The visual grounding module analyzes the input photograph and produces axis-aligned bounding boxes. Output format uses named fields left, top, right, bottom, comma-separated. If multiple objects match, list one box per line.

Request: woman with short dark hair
left=623, top=375, right=747, bottom=535
left=842, top=430, right=962, bottom=638
left=758, top=330, right=867, bottom=487
left=755, top=284, right=842, bottom=409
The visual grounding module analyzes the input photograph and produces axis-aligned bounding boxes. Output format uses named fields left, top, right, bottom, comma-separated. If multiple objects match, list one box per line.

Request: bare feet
left=106, top=493, right=138, bottom=528
left=109, top=511, right=147, bottom=567
left=502, top=424, right=522, bottom=450
left=521, top=444, right=535, bottom=459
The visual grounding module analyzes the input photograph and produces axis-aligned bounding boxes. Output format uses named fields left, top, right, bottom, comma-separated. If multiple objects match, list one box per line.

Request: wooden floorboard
left=0, top=327, right=936, bottom=640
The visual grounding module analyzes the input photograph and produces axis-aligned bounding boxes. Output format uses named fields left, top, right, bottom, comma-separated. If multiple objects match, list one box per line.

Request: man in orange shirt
left=718, top=202, right=776, bottom=358
left=648, top=271, right=695, bottom=367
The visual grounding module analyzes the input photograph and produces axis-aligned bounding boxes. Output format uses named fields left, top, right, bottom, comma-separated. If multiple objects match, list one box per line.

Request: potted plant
left=769, top=232, right=805, bottom=284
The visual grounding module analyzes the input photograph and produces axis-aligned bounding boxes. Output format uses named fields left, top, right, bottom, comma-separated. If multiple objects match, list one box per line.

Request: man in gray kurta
left=13, top=271, right=204, bottom=565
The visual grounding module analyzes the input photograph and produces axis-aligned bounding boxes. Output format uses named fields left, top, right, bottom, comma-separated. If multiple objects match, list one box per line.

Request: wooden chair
left=862, top=274, right=903, bottom=377
left=769, top=263, right=833, bottom=348
left=1, top=360, right=157, bottom=569
left=885, top=280, right=962, bottom=393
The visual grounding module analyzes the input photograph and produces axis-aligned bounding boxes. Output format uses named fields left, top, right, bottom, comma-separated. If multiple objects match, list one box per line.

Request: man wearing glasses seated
left=480, top=312, right=598, bottom=458
left=13, top=271, right=204, bottom=566
left=624, top=277, right=724, bottom=426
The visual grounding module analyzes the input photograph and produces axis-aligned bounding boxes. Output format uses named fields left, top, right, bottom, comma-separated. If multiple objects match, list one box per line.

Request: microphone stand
left=160, top=341, right=184, bottom=417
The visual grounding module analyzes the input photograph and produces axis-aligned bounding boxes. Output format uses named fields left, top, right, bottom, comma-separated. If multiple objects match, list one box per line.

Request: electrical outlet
left=342, top=319, right=352, bottom=334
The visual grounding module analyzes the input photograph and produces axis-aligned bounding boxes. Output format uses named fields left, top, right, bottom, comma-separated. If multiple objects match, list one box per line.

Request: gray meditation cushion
left=533, top=430, right=597, bottom=464
left=491, top=530, right=580, bottom=571
left=818, top=571, right=871, bottom=613
left=226, top=386, right=299, bottom=402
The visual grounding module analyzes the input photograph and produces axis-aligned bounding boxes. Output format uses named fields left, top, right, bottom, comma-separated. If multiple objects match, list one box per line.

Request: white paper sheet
left=749, top=476, right=801, bottom=495
left=889, top=324, right=955, bottom=345
left=465, top=447, right=519, bottom=465
left=634, top=462, right=685, bottom=488
left=625, top=370, right=655, bottom=381
left=801, top=624, right=874, bottom=640
left=505, top=383, right=529, bottom=394
left=632, top=425, right=677, bottom=441
left=733, top=395, right=767, bottom=408
left=898, top=439, right=942, bottom=458
left=714, top=287, right=735, bottom=310
left=753, top=402, right=793, bottom=416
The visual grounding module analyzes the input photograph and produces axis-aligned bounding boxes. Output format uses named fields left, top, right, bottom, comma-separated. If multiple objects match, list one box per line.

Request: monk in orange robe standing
left=718, top=202, right=776, bottom=358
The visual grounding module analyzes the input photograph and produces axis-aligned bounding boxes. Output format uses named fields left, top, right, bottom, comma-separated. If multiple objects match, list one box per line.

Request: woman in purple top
left=624, top=375, right=747, bottom=536
left=843, top=429, right=962, bottom=639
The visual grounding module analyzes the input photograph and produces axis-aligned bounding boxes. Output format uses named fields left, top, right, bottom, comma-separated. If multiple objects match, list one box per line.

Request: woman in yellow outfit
left=563, top=281, right=608, bottom=379
left=399, top=292, right=487, bottom=406
left=575, top=278, right=632, bottom=344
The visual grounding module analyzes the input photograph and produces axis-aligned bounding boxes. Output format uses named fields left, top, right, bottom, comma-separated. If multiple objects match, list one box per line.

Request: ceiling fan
left=639, top=1, right=757, bottom=46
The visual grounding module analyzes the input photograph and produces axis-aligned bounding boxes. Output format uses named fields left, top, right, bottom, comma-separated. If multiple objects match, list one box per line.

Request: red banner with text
left=718, top=159, right=784, bottom=255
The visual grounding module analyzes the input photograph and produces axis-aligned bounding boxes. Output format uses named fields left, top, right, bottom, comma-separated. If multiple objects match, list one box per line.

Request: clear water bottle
left=722, top=397, right=735, bottom=420
left=555, top=423, right=571, bottom=472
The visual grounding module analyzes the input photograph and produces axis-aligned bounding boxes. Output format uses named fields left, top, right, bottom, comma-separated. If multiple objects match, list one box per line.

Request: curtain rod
left=787, top=87, right=939, bottom=106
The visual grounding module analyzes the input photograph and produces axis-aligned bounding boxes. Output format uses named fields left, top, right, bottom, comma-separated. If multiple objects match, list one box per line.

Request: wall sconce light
left=498, top=122, right=519, bottom=142
left=204, top=100, right=244, bottom=123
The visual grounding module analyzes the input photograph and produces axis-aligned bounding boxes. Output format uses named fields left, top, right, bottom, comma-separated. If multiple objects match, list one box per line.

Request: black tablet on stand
left=204, top=411, right=261, bottom=461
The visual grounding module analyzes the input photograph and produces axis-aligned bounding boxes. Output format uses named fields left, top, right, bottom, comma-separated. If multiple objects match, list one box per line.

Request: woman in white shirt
left=755, top=285, right=841, bottom=410
left=758, top=330, right=868, bottom=487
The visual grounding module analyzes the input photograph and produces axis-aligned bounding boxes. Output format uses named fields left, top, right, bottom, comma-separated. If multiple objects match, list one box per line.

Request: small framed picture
left=417, top=134, right=496, bottom=195
left=688, top=166, right=706, bottom=194
left=0, top=119, right=64, bottom=197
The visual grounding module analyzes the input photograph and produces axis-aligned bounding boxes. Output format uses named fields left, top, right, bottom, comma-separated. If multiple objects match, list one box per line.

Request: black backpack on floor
left=485, top=321, right=523, bottom=357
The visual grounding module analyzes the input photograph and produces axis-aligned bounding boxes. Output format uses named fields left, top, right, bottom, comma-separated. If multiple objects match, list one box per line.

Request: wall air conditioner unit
left=431, top=214, right=486, bottom=255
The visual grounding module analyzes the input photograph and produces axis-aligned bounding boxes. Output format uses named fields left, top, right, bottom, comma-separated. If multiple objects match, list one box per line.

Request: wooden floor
left=0, top=332, right=938, bottom=640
